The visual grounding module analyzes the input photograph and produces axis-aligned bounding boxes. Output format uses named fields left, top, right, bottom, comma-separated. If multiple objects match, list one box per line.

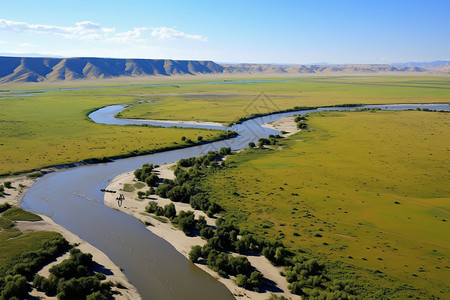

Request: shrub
left=200, top=227, right=214, bottom=240
left=146, top=202, right=159, bottom=213
left=235, top=274, right=248, bottom=288
left=163, top=203, right=177, bottom=219
left=189, top=245, right=202, bottom=263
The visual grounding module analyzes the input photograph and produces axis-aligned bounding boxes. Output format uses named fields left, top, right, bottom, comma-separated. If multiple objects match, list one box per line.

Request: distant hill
left=221, top=63, right=429, bottom=74
left=0, top=57, right=224, bottom=83
left=392, top=61, right=450, bottom=74
left=392, top=60, right=450, bottom=68
left=0, top=56, right=447, bottom=83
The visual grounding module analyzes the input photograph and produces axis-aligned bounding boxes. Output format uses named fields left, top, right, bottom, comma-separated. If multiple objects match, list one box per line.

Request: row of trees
left=146, top=201, right=208, bottom=235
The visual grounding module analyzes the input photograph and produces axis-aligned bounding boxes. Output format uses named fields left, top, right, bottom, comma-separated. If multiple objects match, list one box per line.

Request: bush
left=235, top=274, right=248, bottom=287
left=0, top=274, right=28, bottom=299
left=145, top=173, right=159, bottom=187
left=174, top=211, right=196, bottom=235
left=146, top=201, right=159, bottom=213
left=189, top=245, right=202, bottom=263
left=163, top=203, right=177, bottom=219
left=200, top=227, right=214, bottom=240
left=0, top=202, right=11, bottom=213
left=3, top=181, right=12, bottom=189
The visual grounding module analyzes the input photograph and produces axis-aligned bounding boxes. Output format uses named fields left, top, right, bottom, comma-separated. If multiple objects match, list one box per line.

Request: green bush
left=189, top=245, right=202, bottom=263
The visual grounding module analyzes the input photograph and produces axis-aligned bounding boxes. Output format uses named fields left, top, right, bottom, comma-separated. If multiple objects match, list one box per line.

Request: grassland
left=118, top=76, right=450, bottom=124
left=201, top=110, right=450, bottom=297
left=0, top=87, right=227, bottom=175
left=1, top=76, right=448, bottom=175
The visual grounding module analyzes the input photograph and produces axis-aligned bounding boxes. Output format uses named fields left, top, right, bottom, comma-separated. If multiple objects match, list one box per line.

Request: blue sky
left=0, top=0, right=449, bottom=64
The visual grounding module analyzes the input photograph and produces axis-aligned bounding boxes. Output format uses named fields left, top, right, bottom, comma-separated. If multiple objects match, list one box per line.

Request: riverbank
left=104, top=163, right=298, bottom=300
left=261, top=116, right=300, bottom=137
left=0, top=174, right=141, bottom=300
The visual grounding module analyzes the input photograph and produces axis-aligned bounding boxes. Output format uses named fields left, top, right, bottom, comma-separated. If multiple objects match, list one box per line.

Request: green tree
left=189, top=245, right=202, bottom=262
left=163, top=203, right=177, bottom=219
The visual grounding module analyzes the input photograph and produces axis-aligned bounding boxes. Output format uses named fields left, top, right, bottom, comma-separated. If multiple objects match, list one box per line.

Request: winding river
left=21, top=103, right=449, bottom=299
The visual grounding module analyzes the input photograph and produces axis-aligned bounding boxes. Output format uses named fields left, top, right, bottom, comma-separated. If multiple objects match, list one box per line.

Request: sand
left=104, top=163, right=299, bottom=300
left=0, top=174, right=141, bottom=300
left=262, top=116, right=300, bottom=137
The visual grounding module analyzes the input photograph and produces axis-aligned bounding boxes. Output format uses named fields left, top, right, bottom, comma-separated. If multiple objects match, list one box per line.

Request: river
left=21, top=103, right=450, bottom=299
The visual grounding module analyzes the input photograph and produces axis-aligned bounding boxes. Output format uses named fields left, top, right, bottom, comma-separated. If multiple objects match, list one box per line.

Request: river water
left=21, top=103, right=449, bottom=299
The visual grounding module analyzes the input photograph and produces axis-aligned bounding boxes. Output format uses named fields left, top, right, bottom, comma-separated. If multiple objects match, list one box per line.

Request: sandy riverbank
left=104, top=163, right=298, bottom=300
left=262, top=116, right=300, bottom=137
left=0, top=174, right=141, bottom=300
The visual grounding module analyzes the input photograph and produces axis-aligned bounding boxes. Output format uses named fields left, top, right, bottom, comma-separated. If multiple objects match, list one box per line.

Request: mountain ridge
left=0, top=56, right=447, bottom=83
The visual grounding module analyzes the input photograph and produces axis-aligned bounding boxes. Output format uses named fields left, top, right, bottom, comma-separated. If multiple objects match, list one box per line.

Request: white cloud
left=151, top=27, right=207, bottom=42
left=19, top=42, right=37, bottom=47
left=0, top=19, right=207, bottom=44
left=0, top=40, right=7, bottom=44
left=0, top=19, right=116, bottom=41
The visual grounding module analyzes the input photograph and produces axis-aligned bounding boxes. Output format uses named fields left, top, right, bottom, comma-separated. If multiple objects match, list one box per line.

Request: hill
left=0, top=56, right=447, bottom=83
left=221, top=63, right=429, bottom=74
left=0, top=57, right=224, bottom=83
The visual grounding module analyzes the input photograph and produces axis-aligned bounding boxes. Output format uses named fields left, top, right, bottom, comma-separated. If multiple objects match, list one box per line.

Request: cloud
left=151, top=27, right=207, bottom=42
left=0, top=40, right=7, bottom=44
left=0, top=19, right=115, bottom=41
left=19, top=42, right=37, bottom=47
left=0, top=19, right=207, bottom=44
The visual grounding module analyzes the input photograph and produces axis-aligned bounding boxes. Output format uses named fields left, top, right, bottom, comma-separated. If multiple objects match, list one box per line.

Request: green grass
left=118, top=76, right=450, bottom=124
left=1, top=76, right=448, bottom=175
left=0, top=86, right=228, bottom=175
left=201, top=110, right=450, bottom=297
left=122, top=183, right=135, bottom=192
left=2, top=207, right=42, bottom=221
left=133, top=182, right=146, bottom=189
left=151, top=215, right=168, bottom=223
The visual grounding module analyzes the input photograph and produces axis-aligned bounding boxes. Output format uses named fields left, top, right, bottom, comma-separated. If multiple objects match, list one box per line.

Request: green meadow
left=0, top=87, right=226, bottom=175
left=118, top=76, right=450, bottom=124
left=1, top=76, right=449, bottom=175
left=201, top=110, right=450, bottom=297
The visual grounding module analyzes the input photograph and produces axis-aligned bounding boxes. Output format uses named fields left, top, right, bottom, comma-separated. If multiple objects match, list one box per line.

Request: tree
left=156, top=184, right=171, bottom=198
left=197, top=136, right=203, bottom=142
left=163, top=203, right=176, bottom=219
left=248, top=271, right=263, bottom=289
left=235, top=274, right=248, bottom=288
left=297, top=121, right=307, bottom=129
left=146, top=202, right=159, bottom=213
left=200, top=227, right=214, bottom=240
left=175, top=211, right=197, bottom=235
left=167, top=186, right=187, bottom=202
left=189, top=245, right=202, bottom=262
left=248, top=142, right=256, bottom=148
left=145, top=173, right=159, bottom=187
left=3, top=181, right=12, bottom=188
